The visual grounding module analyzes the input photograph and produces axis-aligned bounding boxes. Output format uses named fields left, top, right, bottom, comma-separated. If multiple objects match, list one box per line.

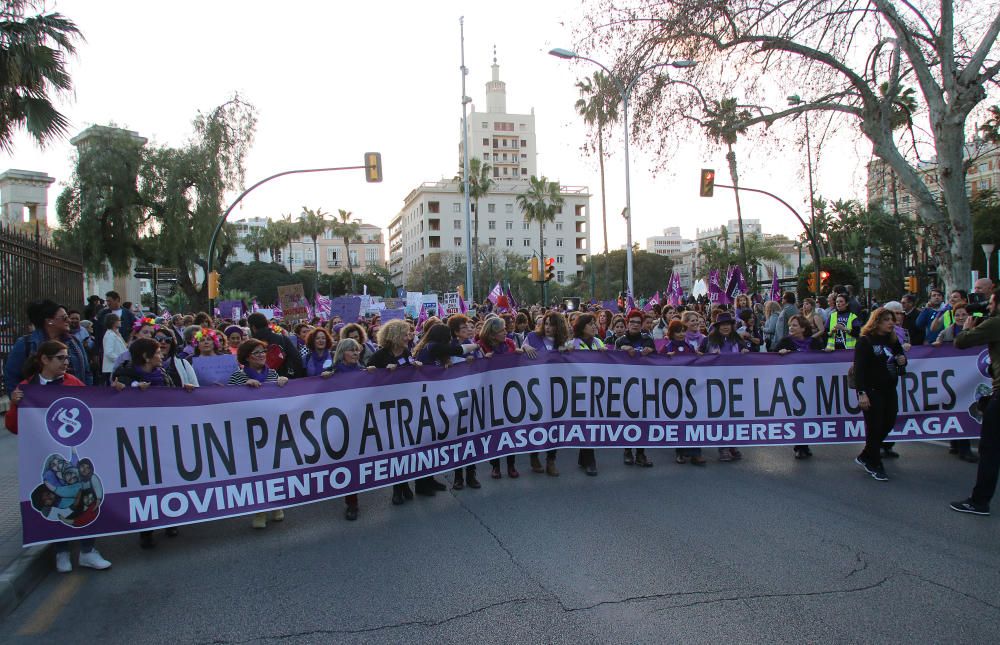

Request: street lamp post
left=459, top=17, right=475, bottom=305
left=787, top=94, right=822, bottom=300
left=549, top=48, right=696, bottom=298
left=982, top=243, right=995, bottom=281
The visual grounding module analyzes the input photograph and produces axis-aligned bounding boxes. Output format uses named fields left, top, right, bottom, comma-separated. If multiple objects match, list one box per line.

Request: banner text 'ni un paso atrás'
left=17, top=347, right=988, bottom=545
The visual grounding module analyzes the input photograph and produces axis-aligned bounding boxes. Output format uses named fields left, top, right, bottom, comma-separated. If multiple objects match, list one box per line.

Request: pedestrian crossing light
left=699, top=168, right=715, bottom=197
left=530, top=256, right=540, bottom=282
left=905, top=275, right=918, bottom=293
left=364, top=152, right=383, bottom=183
left=544, top=257, right=556, bottom=282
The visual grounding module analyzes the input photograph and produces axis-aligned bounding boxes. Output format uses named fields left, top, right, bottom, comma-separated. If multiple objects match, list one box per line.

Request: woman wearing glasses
left=5, top=341, right=111, bottom=573
left=4, top=299, right=92, bottom=393
left=228, top=339, right=290, bottom=529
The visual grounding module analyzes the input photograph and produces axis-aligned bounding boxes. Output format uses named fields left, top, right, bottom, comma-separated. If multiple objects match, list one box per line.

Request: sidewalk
left=0, top=422, right=51, bottom=618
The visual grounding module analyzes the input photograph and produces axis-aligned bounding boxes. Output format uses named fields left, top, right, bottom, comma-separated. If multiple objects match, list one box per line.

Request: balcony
left=327, top=260, right=341, bottom=268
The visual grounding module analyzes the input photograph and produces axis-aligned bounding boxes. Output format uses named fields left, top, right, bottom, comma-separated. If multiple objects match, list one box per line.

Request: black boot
left=401, top=482, right=413, bottom=500
left=391, top=484, right=404, bottom=505
left=453, top=469, right=465, bottom=490
left=139, top=531, right=155, bottom=549
left=415, top=478, right=436, bottom=497
left=466, top=467, right=481, bottom=489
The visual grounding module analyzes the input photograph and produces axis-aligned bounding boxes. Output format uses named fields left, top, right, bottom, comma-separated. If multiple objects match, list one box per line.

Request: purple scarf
left=243, top=364, right=270, bottom=383
left=305, top=350, right=333, bottom=377
left=684, top=331, right=705, bottom=351
left=136, top=366, right=167, bottom=387
left=791, top=336, right=813, bottom=353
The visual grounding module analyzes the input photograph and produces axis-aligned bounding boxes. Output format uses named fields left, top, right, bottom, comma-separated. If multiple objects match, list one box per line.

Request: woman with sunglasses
left=154, top=329, right=198, bottom=389
left=6, top=341, right=111, bottom=573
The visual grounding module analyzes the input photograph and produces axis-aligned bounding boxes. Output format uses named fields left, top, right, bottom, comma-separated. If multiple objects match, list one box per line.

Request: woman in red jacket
left=5, top=341, right=112, bottom=574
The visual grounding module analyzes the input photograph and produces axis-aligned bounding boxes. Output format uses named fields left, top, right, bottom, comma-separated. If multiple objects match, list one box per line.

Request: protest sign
left=17, top=347, right=985, bottom=545
left=191, top=354, right=240, bottom=386
left=276, top=284, right=309, bottom=323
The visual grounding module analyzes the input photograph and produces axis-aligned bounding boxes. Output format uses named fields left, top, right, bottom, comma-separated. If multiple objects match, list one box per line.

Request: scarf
left=791, top=336, right=813, bottom=353
left=136, top=365, right=166, bottom=387
left=243, top=364, right=270, bottom=383
left=305, top=350, right=333, bottom=377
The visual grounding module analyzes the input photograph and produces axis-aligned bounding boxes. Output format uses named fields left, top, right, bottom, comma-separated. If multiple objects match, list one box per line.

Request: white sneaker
left=55, top=551, right=72, bottom=573
left=252, top=512, right=267, bottom=529
left=270, top=509, right=284, bottom=522
left=78, top=549, right=111, bottom=570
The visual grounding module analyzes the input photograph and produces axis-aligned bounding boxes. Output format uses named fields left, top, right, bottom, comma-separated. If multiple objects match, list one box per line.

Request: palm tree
left=298, top=206, right=329, bottom=274
left=0, top=3, right=82, bottom=152
left=703, top=98, right=753, bottom=273
left=517, top=175, right=564, bottom=304
left=331, top=209, right=360, bottom=292
left=278, top=212, right=299, bottom=273
left=263, top=219, right=286, bottom=265
left=455, top=157, right=494, bottom=297
left=575, top=71, right=618, bottom=258
left=242, top=226, right=269, bottom=262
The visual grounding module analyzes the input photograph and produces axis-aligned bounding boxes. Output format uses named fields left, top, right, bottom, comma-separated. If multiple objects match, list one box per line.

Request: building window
left=505, top=221, right=513, bottom=230
left=488, top=237, right=496, bottom=246
left=488, top=204, right=496, bottom=213
left=503, top=167, right=508, bottom=175
left=519, top=123, right=526, bottom=130
left=556, top=255, right=564, bottom=263
left=494, top=168, right=499, bottom=178
left=482, top=138, right=489, bottom=146
left=506, top=238, right=513, bottom=247
left=428, top=201, right=439, bottom=213
left=523, top=239, right=531, bottom=247
left=455, top=237, right=462, bottom=247
left=505, top=203, right=513, bottom=213
left=493, top=138, right=498, bottom=147
left=454, top=219, right=461, bottom=229
left=323, top=229, right=333, bottom=240
left=522, top=221, right=530, bottom=230
left=366, top=248, right=378, bottom=263
left=520, top=154, right=527, bottom=159
left=452, top=203, right=460, bottom=213
left=488, top=220, right=496, bottom=230
left=555, top=222, right=563, bottom=230
left=556, top=239, right=564, bottom=247
left=482, top=122, right=488, bottom=128
left=555, top=205, right=563, bottom=214
left=520, top=139, right=527, bottom=147
left=521, top=168, right=527, bottom=175
left=557, top=270, right=564, bottom=282
left=349, top=250, right=358, bottom=266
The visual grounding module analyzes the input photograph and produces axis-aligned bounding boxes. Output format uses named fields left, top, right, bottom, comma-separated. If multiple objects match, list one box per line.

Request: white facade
left=391, top=52, right=591, bottom=290
left=459, top=55, right=537, bottom=182
left=389, top=180, right=590, bottom=288
left=696, top=219, right=763, bottom=245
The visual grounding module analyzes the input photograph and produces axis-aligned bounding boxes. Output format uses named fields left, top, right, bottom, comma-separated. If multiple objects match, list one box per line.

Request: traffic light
left=544, top=257, right=556, bottom=282
left=364, top=152, right=383, bottom=183
left=905, top=275, right=918, bottom=293
left=699, top=168, right=715, bottom=197
left=530, top=256, right=540, bottom=282
left=207, top=271, right=220, bottom=299
left=819, top=270, right=830, bottom=290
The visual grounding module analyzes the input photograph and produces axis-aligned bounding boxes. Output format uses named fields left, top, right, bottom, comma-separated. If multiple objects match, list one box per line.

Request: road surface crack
left=901, top=571, right=1000, bottom=610
left=651, top=575, right=893, bottom=612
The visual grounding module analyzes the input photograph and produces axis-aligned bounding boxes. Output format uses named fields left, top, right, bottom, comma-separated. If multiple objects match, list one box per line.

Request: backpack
left=264, top=342, right=286, bottom=371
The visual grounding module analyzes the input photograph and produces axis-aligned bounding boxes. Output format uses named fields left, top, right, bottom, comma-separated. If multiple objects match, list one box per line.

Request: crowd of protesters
left=4, top=279, right=999, bottom=572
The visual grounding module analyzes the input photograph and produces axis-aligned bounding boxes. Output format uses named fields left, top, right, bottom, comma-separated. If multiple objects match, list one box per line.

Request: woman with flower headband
left=224, top=325, right=245, bottom=355
left=191, top=328, right=238, bottom=386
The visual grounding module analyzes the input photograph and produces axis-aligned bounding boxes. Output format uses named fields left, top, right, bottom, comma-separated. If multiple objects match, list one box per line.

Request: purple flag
left=726, top=265, right=746, bottom=302
left=667, top=272, right=684, bottom=306
left=487, top=281, right=503, bottom=306
left=769, top=268, right=781, bottom=303
left=417, top=303, right=429, bottom=327
left=708, top=270, right=724, bottom=305
left=625, top=289, right=636, bottom=312
left=458, top=294, right=468, bottom=314
left=643, top=291, right=661, bottom=312
left=504, top=284, right=519, bottom=311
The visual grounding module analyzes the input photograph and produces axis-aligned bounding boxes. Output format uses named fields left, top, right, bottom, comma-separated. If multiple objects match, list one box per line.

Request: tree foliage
left=56, top=96, right=257, bottom=311
left=576, top=0, right=1000, bottom=293
left=0, top=1, right=82, bottom=151
left=698, top=228, right=789, bottom=291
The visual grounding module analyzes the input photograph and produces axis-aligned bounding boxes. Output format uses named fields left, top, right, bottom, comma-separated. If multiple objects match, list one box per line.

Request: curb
left=0, top=545, right=50, bottom=619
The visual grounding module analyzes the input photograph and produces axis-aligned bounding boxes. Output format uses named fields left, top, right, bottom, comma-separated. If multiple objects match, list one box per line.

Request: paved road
left=2, top=442, right=998, bottom=644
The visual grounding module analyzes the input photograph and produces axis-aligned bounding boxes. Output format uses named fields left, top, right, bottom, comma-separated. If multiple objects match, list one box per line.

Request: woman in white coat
left=101, top=313, right=127, bottom=385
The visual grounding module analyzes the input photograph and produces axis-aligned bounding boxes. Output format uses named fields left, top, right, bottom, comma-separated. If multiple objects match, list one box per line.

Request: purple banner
left=16, top=346, right=987, bottom=546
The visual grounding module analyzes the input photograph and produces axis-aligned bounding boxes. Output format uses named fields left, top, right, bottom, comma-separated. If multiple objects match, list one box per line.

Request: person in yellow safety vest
left=826, top=294, right=861, bottom=350
left=931, top=290, right=984, bottom=333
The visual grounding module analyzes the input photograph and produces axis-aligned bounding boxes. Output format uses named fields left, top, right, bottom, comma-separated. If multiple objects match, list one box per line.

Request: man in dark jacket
left=900, top=294, right=925, bottom=345
left=247, top=313, right=303, bottom=378
left=94, top=291, right=136, bottom=344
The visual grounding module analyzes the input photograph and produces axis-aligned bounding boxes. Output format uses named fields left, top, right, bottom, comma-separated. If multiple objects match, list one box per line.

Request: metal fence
left=0, top=224, right=84, bottom=395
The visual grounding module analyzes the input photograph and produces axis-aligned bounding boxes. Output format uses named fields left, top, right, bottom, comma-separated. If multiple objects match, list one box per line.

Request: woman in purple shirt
left=523, top=312, right=569, bottom=476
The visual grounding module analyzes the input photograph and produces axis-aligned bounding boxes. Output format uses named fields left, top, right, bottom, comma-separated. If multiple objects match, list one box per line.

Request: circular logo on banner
left=978, top=350, right=992, bottom=379
left=44, top=397, right=93, bottom=447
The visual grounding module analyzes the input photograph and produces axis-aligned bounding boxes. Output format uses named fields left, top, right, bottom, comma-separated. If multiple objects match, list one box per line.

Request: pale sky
left=2, top=0, right=875, bottom=252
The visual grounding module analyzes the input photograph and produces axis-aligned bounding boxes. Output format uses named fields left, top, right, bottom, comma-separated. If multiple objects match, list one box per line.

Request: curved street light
left=549, top=48, right=696, bottom=299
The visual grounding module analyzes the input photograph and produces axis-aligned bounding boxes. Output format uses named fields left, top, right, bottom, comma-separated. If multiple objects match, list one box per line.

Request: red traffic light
left=700, top=168, right=715, bottom=197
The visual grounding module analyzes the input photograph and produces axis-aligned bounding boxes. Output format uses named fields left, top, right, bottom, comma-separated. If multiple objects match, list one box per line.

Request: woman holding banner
left=571, top=313, right=605, bottom=476
left=853, top=308, right=908, bottom=482
left=775, top=315, right=825, bottom=459
left=369, top=320, right=445, bottom=504
left=303, top=328, right=335, bottom=378
left=340, top=323, right=374, bottom=366
left=525, top=312, right=570, bottom=476
left=6, top=341, right=113, bottom=573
